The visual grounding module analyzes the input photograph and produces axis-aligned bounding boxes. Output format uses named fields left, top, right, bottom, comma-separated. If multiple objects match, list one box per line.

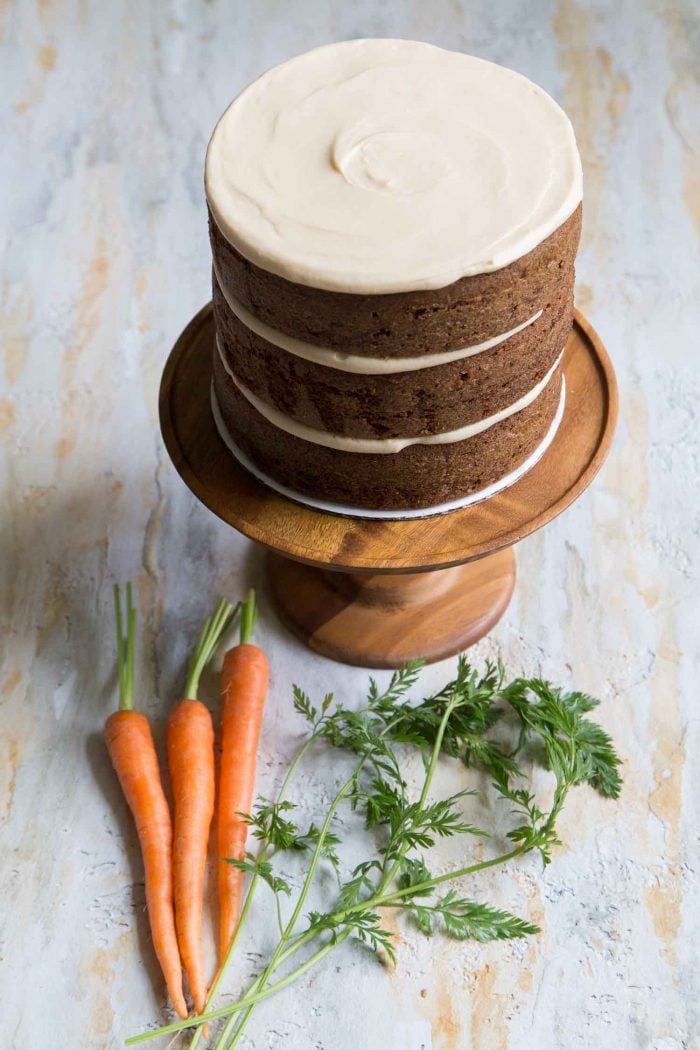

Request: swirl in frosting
left=205, top=39, right=582, bottom=294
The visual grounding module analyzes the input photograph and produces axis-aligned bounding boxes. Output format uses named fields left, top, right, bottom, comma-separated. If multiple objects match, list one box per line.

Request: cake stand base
left=267, top=547, right=516, bottom=668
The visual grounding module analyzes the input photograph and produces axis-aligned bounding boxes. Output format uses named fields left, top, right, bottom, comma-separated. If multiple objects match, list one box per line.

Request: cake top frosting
left=205, top=39, right=582, bottom=294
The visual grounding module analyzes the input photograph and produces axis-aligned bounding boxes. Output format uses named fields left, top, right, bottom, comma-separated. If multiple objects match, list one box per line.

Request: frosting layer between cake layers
left=216, top=334, right=563, bottom=453
left=212, top=342, right=565, bottom=510
left=210, top=380, right=567, bottom=520
left=212, top=268, right=574, bottom=439
left=213, top=262, right=543, bottom=375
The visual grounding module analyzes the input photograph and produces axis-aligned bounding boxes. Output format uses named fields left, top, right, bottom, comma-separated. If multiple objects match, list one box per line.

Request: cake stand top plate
left=160, top=306, right=617, bottom=573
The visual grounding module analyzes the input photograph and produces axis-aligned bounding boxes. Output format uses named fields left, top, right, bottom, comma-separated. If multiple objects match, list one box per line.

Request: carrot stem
left=113, top=585, right=124, bottom=700
left=113, top=582, right=135, bottom=711
left=239, top=589, right=257, bottom=646
left=126, top=583, right=136, bottom=706
left=184, top=599, right=239, bottom=699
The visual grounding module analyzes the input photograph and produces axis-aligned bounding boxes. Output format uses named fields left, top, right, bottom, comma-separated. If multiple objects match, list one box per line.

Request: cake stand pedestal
left=160, top=306, right=617, bottom=668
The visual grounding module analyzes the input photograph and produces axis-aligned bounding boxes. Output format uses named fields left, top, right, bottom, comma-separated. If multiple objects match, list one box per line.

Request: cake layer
left=212, top=347, right=563, bottom=509
left=205, top=40, right=582, bottom=294
left=213, top=261, right=545, bottom=374
left=209, top=205, right=580, bottom=358
left=217, top=343, right=563, bottom=452
left=211, top=381, right=566, bottom=520
left=213, top=272, right=573, bottom=439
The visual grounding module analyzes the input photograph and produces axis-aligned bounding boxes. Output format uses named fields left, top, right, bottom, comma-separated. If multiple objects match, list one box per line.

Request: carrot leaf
left=226, top=855, right=292, bottom=897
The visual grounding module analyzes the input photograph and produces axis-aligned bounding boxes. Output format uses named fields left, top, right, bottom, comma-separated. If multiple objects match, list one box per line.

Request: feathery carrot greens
left=127, top=656, right=621, bottom=1049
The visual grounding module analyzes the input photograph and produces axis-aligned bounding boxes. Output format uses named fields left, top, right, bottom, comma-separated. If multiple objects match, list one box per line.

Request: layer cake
left=205, top=39, right=582, bottom=511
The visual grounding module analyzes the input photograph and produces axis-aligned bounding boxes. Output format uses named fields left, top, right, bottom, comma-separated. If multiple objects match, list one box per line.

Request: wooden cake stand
left=160, top=306, right=617, bottom=668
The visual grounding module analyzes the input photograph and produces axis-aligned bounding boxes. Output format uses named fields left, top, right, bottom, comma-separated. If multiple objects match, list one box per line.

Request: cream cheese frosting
left=214, top=264, right=543, bottom=374
left=216, top=335, right=563, bottom=453
left=205, top=39, right=582, bottom=294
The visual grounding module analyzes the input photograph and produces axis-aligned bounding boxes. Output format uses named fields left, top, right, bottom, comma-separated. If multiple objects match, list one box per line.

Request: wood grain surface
left=160, top=307, right=617, bottom=572
left=266, top=547, right=517, bottom=667
left=1, top=3, right=698, bottom=1049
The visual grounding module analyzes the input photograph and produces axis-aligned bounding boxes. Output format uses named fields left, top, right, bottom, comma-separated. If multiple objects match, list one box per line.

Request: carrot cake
left=205, top=39, right=582, bottom=511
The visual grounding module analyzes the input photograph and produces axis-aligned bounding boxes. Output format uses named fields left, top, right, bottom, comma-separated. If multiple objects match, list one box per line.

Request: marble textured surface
left=1, top=2, right=698, bottom=1048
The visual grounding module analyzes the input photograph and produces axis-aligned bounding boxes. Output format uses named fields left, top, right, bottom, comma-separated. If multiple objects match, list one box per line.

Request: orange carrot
left=105, top=584, right=187, bottom=1020
left=167, top=600, right=236, bottom=1014
left=218, top=589, right=269, bottom=960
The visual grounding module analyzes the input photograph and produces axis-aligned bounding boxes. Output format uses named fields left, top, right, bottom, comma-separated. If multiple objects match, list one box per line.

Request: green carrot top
left=239, top=589, right=258, bottom=646
left=184, top=598, right=239, bottom=699
left=113, top=582, right=136, bottom=712
left=114, top=589, right=249, bottom=708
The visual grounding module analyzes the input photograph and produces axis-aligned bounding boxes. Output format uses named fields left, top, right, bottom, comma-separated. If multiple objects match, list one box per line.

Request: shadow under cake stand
left=160, top=306, right=617, bottom=668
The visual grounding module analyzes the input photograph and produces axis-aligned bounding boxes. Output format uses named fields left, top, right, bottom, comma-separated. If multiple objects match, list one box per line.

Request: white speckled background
left=1, top=2, right=698, bottom=1048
